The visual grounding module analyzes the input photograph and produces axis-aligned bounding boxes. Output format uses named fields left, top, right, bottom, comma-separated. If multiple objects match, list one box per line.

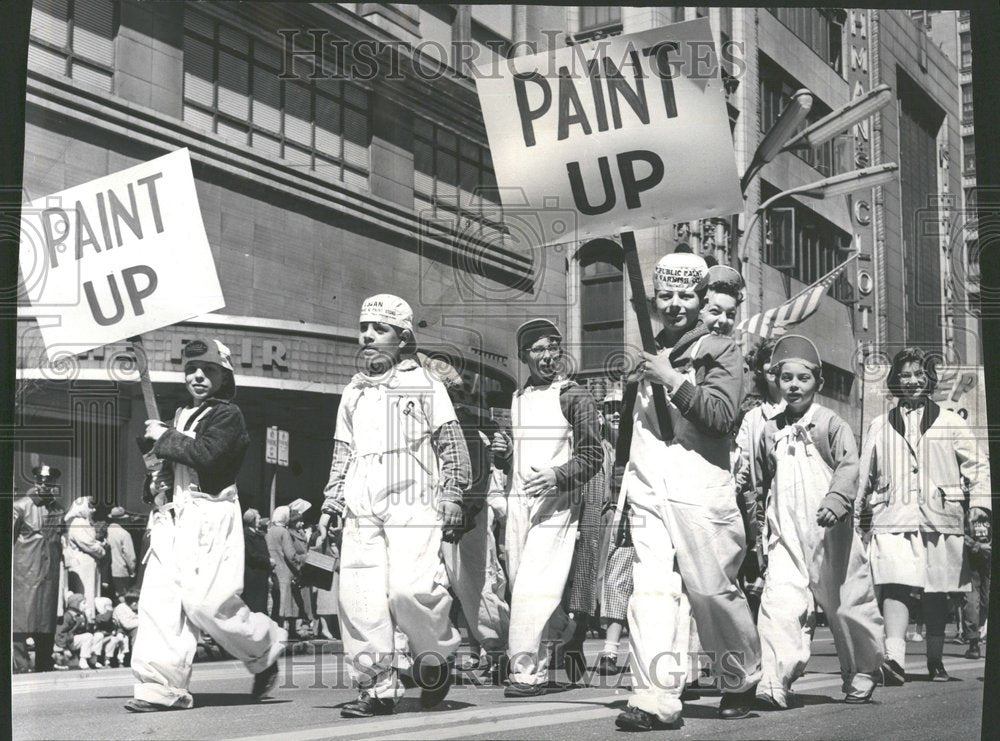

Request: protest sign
left=474, top=18, right=742, bottom=246
left=19, top=148, right=224, bottom=358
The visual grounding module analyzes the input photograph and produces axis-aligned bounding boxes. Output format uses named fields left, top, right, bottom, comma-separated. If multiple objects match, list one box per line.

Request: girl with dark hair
left=858, top=347, right=991, bottom=685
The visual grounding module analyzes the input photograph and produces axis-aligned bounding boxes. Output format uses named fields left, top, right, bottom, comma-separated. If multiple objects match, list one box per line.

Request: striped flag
left=737, top=253, right=859, bottom=340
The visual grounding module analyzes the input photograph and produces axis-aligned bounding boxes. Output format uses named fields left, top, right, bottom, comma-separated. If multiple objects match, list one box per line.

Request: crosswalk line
left=227, top=693, right=624, bottom=741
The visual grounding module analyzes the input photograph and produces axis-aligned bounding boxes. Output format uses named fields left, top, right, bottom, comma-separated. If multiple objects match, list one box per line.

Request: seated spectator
left=112, top=590, right=140, bottom=667
left=94, top=596, right=127, bottom=668
left=53, top=594, right=101, bottom=671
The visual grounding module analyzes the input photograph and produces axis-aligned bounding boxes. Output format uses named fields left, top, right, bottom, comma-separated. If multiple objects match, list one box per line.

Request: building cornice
left=24, top=70, right=531, bottom=283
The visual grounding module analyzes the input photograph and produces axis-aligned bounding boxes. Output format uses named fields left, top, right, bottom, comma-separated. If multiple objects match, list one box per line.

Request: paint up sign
left=474, top=19, right=742, bottom=246
left=18, top=148, right=224, bottom=358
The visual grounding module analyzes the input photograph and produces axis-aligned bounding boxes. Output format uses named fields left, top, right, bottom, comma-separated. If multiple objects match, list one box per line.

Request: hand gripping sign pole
left=619, top=230, right=673, bottom=439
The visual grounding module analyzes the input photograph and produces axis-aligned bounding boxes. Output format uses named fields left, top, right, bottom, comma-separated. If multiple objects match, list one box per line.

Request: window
left=766, top=8, right=843, bottom=72
left=965, top=187, right=977, bottom=210
left=719, top=7, right=734, bottom=76
left=960, top=32, right=972, bottom=69
left=962, top=84, right=974, bottom=123
left=671, top=7, right=685, bottom=23
left=183, top=9, right=371, bottom=188
left=963, top=135, right=976, bottom=173
left=413, top=119, right=504, bottom=246
left=579, top=248, right=624, bottom=372
left=696, top=7, right=709, bottom=18
left=819, top=362, right=855, bottom=402
left=759, top=55, right=839, bottom=177
left=28, top=0, right=117, bottom=92
left=579, top=6, right=622, bottom=32
left=761, top=181, right=853, bottom=303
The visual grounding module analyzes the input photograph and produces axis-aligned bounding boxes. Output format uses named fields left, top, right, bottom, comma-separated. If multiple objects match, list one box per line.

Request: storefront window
left=183, top=8, right=371, bottom=189
left=28, top=0, right=117, bottom=92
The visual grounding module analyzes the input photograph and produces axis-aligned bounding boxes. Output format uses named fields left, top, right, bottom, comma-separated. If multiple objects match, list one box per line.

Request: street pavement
left=12, top=631, right=986, bottom=740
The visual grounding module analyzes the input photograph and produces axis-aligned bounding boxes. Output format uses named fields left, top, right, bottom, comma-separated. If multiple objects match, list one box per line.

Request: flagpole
left=782, top=250, right=861, bottom=304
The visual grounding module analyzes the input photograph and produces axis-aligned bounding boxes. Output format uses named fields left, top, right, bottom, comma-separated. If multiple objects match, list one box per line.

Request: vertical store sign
left=849, top=9, right=877, bottom=341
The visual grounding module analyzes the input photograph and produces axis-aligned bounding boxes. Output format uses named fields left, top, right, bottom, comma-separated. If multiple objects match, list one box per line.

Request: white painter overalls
left=505, top=380, right=579, bottom=686
left=337, top=372, right=460, bottom=699
left=132, top=406, right=286, bottom=708
left=757, top=405, right=884, bottom=706
left=441, top=431, right=511, bottom=657
left=625, top=370, right=762, bottom=723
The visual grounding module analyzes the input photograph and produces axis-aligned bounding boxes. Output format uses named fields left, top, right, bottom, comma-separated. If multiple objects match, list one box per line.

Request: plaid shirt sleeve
left=321, top=439, right=354, bottom=516
left=432, top=419, right=471, bottom=506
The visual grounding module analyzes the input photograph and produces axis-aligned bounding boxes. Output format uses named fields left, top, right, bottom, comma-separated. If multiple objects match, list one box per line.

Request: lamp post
left=737, top=163, right=900, bottom=262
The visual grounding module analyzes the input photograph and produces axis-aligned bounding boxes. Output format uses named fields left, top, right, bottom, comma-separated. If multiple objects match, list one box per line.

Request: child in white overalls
left=128, top=338, right=287, bottom=712
left=616, top=253, right=762, bottom=732
left=494, top=318, right=603, bottom=697
left=316, top=294, right=470, bottom=717
left=751, top=335, right=884, bottom=708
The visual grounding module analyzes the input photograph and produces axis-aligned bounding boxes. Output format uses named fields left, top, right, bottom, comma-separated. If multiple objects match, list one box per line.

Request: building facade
left=15, top=4, right=975, bottom=510
left=15, top=2, right=572, bottom=515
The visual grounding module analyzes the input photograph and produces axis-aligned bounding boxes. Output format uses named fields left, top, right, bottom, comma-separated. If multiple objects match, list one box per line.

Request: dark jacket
left=243, top=525, right=271, bottom=614
left=153, top=400, right=250, bottom=495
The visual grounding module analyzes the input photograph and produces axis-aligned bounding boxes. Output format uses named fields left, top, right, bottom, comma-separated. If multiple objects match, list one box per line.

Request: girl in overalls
left=128, top=338, right=287, bottom=712
left=858, top=347, right=990, bottom=684
left=750, top=335, right=883, bottom=708
left=616, top=252, right=762, bottom=732
left=316, top=294, right=470, bottom=717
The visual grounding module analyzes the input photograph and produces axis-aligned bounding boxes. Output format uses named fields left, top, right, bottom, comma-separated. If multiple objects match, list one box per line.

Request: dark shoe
left=340, top=692, right=395, bottom=718
left=680, top=686, right=700, bottom=703
left=718, top=689, right=756, bottom=719
left=416, top=659, right=454, bottom=708
left=124, top=699, right=184, bottom=713
left=596, top=654, right=621, bottom=676
left=965, top=641, right=981, bottom=660
left=251, top=662, right=280, bottom=700
left=614, top=706, right=676, bottom=732
left=844, top=685, right=876, bottom=705
left=879, top=659, right=906, bottom=687
left=504, top=681, right=544, bottom=698
left=928, top=661, right=950, bottom=682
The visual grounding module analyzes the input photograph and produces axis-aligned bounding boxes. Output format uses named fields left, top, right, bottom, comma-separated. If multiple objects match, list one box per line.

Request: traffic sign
left=265, top=426, right=278, bottom=464
left=277, top=429, right=289, bottom=467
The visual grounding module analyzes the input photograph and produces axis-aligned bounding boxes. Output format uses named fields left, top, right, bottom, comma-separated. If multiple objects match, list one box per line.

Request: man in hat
left=106, top=507, right=137, bottom=600
left=128, top=337, right=287, bottom=711
left=615, top=253, right=761, bottom=730
left=493, top=318, right=603, bottom=696
left=12, top=464, right=64, bottom=673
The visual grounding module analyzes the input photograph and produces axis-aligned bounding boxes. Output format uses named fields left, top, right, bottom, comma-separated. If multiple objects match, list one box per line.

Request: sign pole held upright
left=620, top=231, right=673, bottom=439
left=129, top=335, right=160, bottom=422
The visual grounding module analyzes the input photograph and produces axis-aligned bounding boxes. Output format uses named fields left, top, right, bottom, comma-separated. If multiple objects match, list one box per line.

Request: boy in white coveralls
left=616, top=253, right=762, bottom=732
left=316, top=294, right=471, bottom=718
left=127, top=338, right=287, bottom=712
left=750, top=335, right=884, bottom=708
left=493, top=318, right=603, bottom=697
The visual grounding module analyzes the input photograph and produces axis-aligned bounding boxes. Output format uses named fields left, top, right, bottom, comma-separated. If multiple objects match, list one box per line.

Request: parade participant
left=858, top=347, right=991, bottom=684
left=12, top=464, right=64, bottom=673
left=961, top=513, right=991, bottom=659
left=595, top=390, right=633, bottom=677
left=699, top=265, right=744, bottom=337
left=316, top=294, right=470, bottom=717
left=733, top=339, right=784, bottom=616
left=615, top=252, right=761, bottom=731
left=127, top=338, right=287, bottom=712
left=427, top=357, right=511, bottom=679
left=750, top=335, right=883, bottom=708
left=494, top=318, right=603, bottom=697
left=63, top=496, right=106, bottom=622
